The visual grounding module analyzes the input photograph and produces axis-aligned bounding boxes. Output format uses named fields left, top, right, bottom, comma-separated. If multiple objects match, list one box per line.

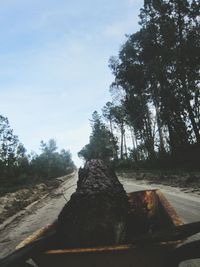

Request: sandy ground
left=0, top=173, right=78, bottom=257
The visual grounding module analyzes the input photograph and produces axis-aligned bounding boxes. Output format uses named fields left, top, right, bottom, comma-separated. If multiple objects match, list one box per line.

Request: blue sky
left=0, top=0, right=143, bottom=166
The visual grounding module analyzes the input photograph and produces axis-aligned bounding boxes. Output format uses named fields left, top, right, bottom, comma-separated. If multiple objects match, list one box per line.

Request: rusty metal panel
left=16, top=223, right=56, bottom=250
left=16, top=190, right=185, bottom=267
left=155, top=190, right=184, bottom=227
left=35, top=243, right=174, bottom=267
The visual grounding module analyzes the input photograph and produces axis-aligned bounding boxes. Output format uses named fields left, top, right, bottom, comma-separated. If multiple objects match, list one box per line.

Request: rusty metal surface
left=127, top=190, right=158, bottom=219
left=46, top=244, right=133, bottom=254
left=16, top=190, right=185, bottom=267
left=16, top=222, right=56, bottom=250
left=156, top=190, right=184, bottom=226
left=36, top=243, right=174, bottom=267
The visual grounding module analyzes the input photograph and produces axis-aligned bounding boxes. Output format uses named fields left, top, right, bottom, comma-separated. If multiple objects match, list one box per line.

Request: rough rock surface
left=57, top=159, right=129, bottom=247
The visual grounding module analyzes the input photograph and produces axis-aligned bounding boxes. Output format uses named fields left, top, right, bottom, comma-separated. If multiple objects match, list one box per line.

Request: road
left=0, top=172, right=200, bottom=266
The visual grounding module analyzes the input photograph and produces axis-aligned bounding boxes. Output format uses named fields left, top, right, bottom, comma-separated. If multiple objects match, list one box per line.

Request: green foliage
left=31, top=139, right=75, bottom=179
left=0, top=115, right=75, bottom=191
left=80, top=0, right=200, bottom=170
left=0, top=115, right=19, bottom=166
left=108, top=0, right=200, bottom=168
left=78, top=111, right=118, bottom=162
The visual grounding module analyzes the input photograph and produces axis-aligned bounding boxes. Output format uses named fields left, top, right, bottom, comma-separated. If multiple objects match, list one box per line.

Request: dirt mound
left=0, top=177, right=68, bottom=224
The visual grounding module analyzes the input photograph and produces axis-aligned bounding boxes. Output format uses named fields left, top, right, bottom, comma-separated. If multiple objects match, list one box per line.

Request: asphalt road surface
left=0, top=172, right=200, bottom=267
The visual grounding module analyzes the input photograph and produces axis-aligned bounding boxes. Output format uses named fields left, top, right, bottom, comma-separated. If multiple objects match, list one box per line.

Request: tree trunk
left=154, top=100, right=166, bottom=154
left=120, top=124, right=124, bottom=160
left=109, top=119, right=114, bottom=136
left=124, top=130, right=128, bottom=158
left=130, top=126, right=136, bottom=150
left=184, top=87, right=200, bottom=143
left=144, top=110, right=155, bottom=160
left=109, top=119, right=118, bottom=160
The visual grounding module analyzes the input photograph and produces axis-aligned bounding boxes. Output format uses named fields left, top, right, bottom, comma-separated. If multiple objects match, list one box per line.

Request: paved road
left=0, top=173, right=200, bottom=266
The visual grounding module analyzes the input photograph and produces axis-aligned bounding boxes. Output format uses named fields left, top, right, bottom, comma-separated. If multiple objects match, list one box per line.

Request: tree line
left=79, top=0, right=200, bottom=169
left=0, top=114, right=75, bottom=190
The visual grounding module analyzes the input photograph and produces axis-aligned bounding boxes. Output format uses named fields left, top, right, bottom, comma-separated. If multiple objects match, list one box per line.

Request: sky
left=0, top=0, right=143, bottom=166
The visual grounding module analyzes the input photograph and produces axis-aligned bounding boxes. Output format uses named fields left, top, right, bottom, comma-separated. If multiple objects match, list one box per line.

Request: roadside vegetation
left=0, top=115, right=75, bottom=197
left=78, top=0, right=200, bottom=174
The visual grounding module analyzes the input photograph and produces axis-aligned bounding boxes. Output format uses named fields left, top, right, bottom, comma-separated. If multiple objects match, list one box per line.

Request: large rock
left=56, top=159, right=129, bottom=247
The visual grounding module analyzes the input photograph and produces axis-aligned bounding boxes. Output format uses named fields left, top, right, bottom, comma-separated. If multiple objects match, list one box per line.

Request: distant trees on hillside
left=0, top=115, right=75, bottom=188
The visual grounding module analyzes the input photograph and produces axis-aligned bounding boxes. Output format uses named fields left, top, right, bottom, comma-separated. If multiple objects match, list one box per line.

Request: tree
left=0, top=114, right=75, bottom=189
left=108, top=0, right=200, bottom=165
left=139, top=0, right=200, bottom=152
left=0, top=115, right=19, bottom=166
left=109, top=36, right=156, bottom=160
left=78, top=111, right=118, bottom=162
left=40, top=138, right=57, bottom=154
left=102, top=102, right=115, bottom=135
left=15, top=143, right=29, bottom=174
left=31, top=139, right=75, bottom=178
left=109, top=105, right=127, bottom=159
